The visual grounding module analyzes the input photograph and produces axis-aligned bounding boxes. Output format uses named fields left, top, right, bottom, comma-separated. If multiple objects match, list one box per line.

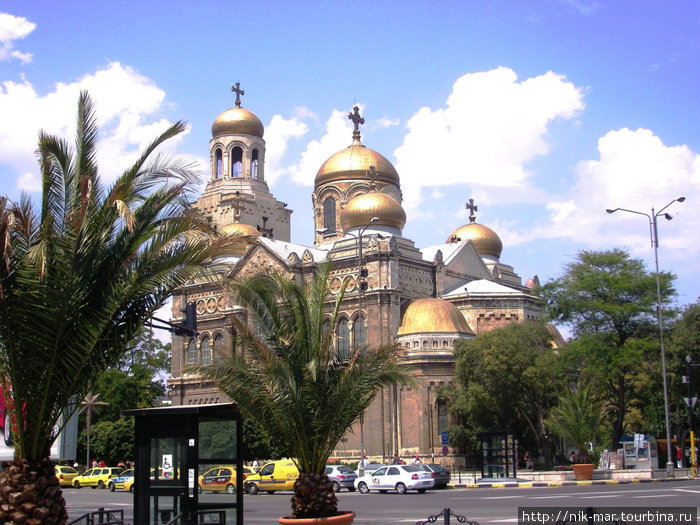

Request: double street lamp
left=317, top=216, right=379, bottom=477
left=606, top=196, right=685, bottom=476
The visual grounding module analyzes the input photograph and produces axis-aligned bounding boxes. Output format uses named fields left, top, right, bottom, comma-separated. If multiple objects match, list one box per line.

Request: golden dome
left=397, top=298, right=474, bottom=336
left=218, top=222, right=260, bottom=255
left=212, top=107, right=264, bottom=139
left=341, top=191, right=406, bottom=231
left=315, top=141, right=400, bottom=187
left=447, top=222, right=503, bottom=258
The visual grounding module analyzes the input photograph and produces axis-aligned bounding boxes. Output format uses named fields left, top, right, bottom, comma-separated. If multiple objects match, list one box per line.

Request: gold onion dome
left=212, top=107, right=264, bottom=139
left=447, top=222, right=503, bottom=258
left=218, top=221, right=260, bottom=255
left=315, top=142, right=400, bottom=187
left=397, top=298, right=474, bottom=336
left=341, top=191, right=406, bottom=231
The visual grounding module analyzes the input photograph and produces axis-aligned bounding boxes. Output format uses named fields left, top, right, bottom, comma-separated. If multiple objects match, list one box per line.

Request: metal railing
left=417, top=508, right=479, bottom=525
left=67, top=508, right=125, bottom=525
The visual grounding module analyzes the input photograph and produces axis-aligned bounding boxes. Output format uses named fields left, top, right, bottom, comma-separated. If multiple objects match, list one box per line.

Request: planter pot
left=279, top=511, right=356, bottom=525
left=572, top=463, right=594, bottom=480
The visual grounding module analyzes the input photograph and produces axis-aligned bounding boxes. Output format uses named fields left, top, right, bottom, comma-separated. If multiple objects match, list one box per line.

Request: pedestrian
left=675, top=444, right=682, bottom=468
left=252, top=458, right=259, bottom=469
left=98, top=459, right=105, bottom=467
left=569, top=451, right=576, bottom=464
left=411, top=455, right=421, bottom=464
left=524, top=451, right=534, bottom=470
left=392, top=453, right=400, bottom=465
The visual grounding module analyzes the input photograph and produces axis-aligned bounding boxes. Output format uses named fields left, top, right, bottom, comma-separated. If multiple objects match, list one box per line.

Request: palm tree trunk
left=0, top=458, right=67, bottom=524
left=291, top=472, right=337, bottom=519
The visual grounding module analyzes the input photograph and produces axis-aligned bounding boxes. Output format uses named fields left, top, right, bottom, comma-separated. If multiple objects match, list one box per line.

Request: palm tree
left=0, top=92, right=222, bottom=524
left=195, top=262, right=415, bottom=519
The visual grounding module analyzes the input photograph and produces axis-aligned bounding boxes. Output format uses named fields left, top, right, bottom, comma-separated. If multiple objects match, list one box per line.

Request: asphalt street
left=63, top=479, right=700, bottom=524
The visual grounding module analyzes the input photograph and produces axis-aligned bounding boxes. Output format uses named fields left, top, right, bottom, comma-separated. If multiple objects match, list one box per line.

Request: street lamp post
left=606, top=196, right=685, bottom=476
left=317, top=216, right=379, bottom=477
left=685, top=355, right=698, bottom=473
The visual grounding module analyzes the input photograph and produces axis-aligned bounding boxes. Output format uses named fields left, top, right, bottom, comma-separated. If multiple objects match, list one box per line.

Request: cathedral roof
left=341, top=190, right=406, bottom=232
left=212, top=106, right=264, bottom=139
left=218, top=221, right=261, bottom=255
left=397, top=298, right=474, bottom=336
left=442, top=278, right=523, bottom=297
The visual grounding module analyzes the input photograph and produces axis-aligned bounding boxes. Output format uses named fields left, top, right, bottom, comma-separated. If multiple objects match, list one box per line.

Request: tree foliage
left=541, top=249, right=676, bottom=448
left=443, top=321, right=564, bottom=467
left=195, top=261, right=415, bottom=518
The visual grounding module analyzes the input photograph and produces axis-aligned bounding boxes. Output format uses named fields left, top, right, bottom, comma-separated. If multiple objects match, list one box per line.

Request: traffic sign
left=442, top=445, right=448, bottom=456
left=441, top=431, right=448, bottom=445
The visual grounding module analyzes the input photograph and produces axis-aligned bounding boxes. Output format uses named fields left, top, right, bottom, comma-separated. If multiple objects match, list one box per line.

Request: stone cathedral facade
left=168, top=86, right=543, bottom=461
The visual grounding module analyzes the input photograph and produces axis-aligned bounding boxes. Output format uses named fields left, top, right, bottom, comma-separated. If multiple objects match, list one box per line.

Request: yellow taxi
left=73, top=467, right=123, bottom=489
left=244, top=459, right=299, bottom=495
left=54, top=466, right=79, bottom=487
left=123, top=475, right=135, bottom=493
left=198, top=465, right=255, bottom=494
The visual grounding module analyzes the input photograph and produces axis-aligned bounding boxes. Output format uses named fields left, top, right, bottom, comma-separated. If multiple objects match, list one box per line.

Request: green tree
left=541, top=249, right=675, bottom=449
left=79, top=418, right=135, bottom=466
left=0, top=92, right=222, bottom=523
left=442, top=321, right=565, bottom=467
left=195, top=261, right=414, bottom=519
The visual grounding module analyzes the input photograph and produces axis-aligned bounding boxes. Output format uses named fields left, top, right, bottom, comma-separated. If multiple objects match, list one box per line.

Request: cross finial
left=466, top=199, right=478, bottom=223
left=231, top=82, right=245, bottom=107
left=348, top=105, right=364, bottom=142
left=367, top=165, right=377, bottom=190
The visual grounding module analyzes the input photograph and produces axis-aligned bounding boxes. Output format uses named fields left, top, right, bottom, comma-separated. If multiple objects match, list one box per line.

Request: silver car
left=326, top=465, right=358, bottom=492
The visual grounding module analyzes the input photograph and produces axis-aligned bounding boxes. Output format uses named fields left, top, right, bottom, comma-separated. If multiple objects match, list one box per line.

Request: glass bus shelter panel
left=148, top=436, right=190, bottom=525
left=198, top=418, right=238, bottom=462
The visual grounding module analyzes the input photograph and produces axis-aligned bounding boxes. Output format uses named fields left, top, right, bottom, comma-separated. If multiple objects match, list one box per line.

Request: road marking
left=479, top=496, right=524, bottom=499
left=631, top=494, right=678, bottom=498
left=578, top=494, right=621, bottom=499
left=674, top=488, right=700, bottom=494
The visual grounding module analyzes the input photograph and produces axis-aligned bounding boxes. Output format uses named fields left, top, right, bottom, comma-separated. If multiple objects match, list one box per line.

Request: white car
left=354, top=464, right=434, bottom=494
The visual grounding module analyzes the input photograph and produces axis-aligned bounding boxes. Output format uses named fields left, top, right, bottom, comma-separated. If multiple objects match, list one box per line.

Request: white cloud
left=0, top=62, right=185, bottom=191
left=532, top=128, right=700, bottom=261
left=264, top=114, right=309, bottom=186
left=0, top=13, right=35, bottom=63
left=375, top=116, right=400, bottom=128
left=393, top=67, right=585, bottom=211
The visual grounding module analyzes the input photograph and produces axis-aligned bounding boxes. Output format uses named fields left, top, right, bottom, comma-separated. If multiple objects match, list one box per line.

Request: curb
left=449, top=476, right=692, bottom=489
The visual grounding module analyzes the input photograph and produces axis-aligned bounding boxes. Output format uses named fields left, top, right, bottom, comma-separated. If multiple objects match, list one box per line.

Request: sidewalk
left=448, top=469, right=694, bottom=489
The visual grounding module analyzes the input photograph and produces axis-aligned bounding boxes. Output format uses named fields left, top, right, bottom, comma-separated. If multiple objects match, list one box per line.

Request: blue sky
left=1, top=1, right=699, bottom=314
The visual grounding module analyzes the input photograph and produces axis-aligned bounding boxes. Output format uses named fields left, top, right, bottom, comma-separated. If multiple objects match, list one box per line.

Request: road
left=63, top=480, right=700, bottom=524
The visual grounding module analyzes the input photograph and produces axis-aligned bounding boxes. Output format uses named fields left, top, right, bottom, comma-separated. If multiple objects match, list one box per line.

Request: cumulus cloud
left=530, top=128, right=700, bottom=261
left=264, top=114, right=309, bottom=186
left=0, top=62, right=189, bottom=191
left=0, top=13, right=35, bottom=63
left=375, top=116, right=400, bottom=128
left=393, top=67, right=585, bottom=211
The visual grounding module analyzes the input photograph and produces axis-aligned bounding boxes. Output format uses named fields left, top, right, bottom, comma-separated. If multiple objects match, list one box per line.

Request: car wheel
left=266, top=491, right=275, bottom=494
left=395, top=482, right=407, bottom=494
left=108, top=482, right=115, bottom=492
left=130, top=485, right=134, bottom=493
left=417, top=488, right=426, bottom=494
left=331, top=481, right=341, bottom=493
left=358, top=482, right=369, bottom=494
left=246, top=483, right=259, bottom=495
left=226, top=483, right=235, bottom=494
left=74, top=481, right=81, bottom=489
left=3, top=412, right=12, bottom=446
left=97, top=481, right=105, bottom=489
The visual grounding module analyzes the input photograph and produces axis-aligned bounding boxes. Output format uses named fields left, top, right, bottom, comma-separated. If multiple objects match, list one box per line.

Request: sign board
left=442, top=445, right=448, bottom=456
left=162, top=454, right=173, bottom=479
left=441, top=431, right=448, bottom=445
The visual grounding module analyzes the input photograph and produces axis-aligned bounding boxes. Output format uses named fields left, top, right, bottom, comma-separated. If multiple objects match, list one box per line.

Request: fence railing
left=416, top=507, right=480, bottom=525
left=67, top=508, right=124, bottom=525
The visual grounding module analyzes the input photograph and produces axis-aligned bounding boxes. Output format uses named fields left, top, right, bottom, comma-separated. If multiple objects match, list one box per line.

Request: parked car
left=123, top=475, right=135, bottom=493
left=325, top=465, right=357, bottom=492
left=244, top=459, right=299, bottom=495
left=198, top=465, right=255, bottom=494
left=354, top=464, right=434, bottom=494
left=108, top=469, right=134, bottom=491
left=420, top=463, right=451, bottom=488
left=54, top=466, right=79, bottom=487
left=73, top=467, right=123, bottom=489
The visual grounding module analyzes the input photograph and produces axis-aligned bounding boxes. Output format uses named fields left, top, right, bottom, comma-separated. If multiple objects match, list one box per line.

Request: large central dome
left=397, top=298, right=474, bottom=336
left=315, top=140, right=400, bottom=187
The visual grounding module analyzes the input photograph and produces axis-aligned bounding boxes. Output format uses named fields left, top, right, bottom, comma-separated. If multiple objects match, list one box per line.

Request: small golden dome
left=341, top=191, right=406, bottom=231
left=212, top=107, right=264, bottom=139
left=218, top=222, right=260, bottom=255
left=315, top=141, right=400, bottom=187
left=397, top=298, right=474, bottom=336
left=447, top=222, right=503, bottom=258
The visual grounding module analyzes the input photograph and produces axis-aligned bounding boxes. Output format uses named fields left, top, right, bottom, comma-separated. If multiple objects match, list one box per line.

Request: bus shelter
left=477, top=430, right=517, bottom=479
left=123, top=403, right=242, bottom=525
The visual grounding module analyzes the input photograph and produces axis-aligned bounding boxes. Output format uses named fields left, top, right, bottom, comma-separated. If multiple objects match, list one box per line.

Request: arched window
left=337, top=318, right=349, bottom=358
left=323, top=197, right=336, bottom=232
left=187, top=339, right=197, bottom=364
left=201, top=337, right=211, bottom=366
left=322, top=319, right=331, bottom=340
left=352, top=314, right=365, bottom=352
left=215, top=149, right=223, bottom=179
left=251, top=149, right=259, bottom=179
left=214, top=333, right=225, bottom=363
left=437, top=398, right=448, bottom=433
left=231, top=146, right=243, bottom=178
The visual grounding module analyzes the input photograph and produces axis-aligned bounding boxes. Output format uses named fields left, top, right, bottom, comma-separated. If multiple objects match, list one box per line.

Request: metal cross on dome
left=466, top=198, right=478, bottom=223
left=348, top=105, right=364, bottom=141
left=231, top=82, right=245, bottom=107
